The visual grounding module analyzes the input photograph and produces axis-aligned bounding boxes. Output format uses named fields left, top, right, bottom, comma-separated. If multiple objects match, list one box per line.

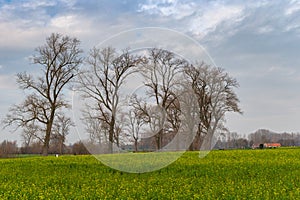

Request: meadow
left=1, top=148, right=300, bottom=199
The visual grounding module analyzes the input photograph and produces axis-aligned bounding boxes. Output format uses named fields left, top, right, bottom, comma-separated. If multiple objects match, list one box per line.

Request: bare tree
left=78, top=47, right=142, bottom=153
left=127, top=110, right=142, bottom=152
left=82, top=109, right=108, bottom=145
left=21, top=122, right=39, bottom=152
left=184, top=63, right=242, bottom=150
left=184, top=63, right=211, bottom=150
left=3, top=33, right=82, bottom=155
left=140, top=48, right=187, bottom=149
left=124, top=95, right=148, bottom=152
left=52, top=114, right=73, bottom=154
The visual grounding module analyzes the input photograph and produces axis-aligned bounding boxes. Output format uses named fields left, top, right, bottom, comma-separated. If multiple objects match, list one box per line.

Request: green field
left=1, top=149, right=300, bottom=199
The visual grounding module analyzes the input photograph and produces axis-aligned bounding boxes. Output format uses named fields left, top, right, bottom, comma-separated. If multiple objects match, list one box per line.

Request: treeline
left=214, top=129, right=300, bottom=149
left=0, top=141, right=18, bottom=158
left=0, top=140, right=89, bottom=158
left=1, top=129, right=299, bottom=157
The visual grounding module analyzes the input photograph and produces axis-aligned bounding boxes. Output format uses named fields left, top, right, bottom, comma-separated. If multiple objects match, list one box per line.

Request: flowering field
left=1, top=149, right=300, bottom=199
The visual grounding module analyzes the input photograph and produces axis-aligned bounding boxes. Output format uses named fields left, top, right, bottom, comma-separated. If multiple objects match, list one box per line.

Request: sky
left=1, top=0, right=300, bottom=144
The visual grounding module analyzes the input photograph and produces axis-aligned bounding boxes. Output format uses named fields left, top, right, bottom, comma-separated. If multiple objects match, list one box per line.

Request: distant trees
left=4, top=128, right=300, bottom=157
left=248, top=129, right=300, bottom=147
left=213, top=129, right=300, bottom=149
left=2, top=33, right=82, bottom=155
left=71, top=141, right=90, bottom=155
left=0, top=140, right=18, bottom=158
left=20, top=141, right=43, bottom=154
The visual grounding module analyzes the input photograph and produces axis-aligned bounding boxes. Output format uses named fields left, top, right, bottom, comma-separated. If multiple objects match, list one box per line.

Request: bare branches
left=183, top=63, right=242, bottom=150
left=139, top=48, right=187, bottom=149
left=3, top=94, right=49, bottom=130
left=125, top=107, right=145, bottom=152
left=2, top=33, right=82, bottom=156
left=51, top=114, right=73, bottom=154
left=78, top=47, right=143, bottom=153
left=3, top=35, right=242, bottom=154
left=76, top=47, right=241, bottom=152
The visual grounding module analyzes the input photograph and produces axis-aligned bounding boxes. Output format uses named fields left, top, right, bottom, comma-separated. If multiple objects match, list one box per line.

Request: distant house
left=252, top=143, right=281, bottom=149
left=264, top=143, right=281, bottom=148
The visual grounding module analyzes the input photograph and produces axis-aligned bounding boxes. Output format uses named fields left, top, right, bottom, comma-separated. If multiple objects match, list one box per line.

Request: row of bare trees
left=79, top=48, right=242, bottom=153
left=2, top=33, right=241, bottom=155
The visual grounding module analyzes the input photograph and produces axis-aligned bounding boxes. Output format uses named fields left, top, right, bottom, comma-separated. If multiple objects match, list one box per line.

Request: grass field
left=1, top=148, right=300, bottom=199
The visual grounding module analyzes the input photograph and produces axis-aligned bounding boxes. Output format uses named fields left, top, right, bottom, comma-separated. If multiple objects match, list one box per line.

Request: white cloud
left=138, top=1, right=245, bottom=40
left=50, top=15, right=78, bottom=28
left=256, top=26, right=274, bottom=34
left=138, top=0, right=197, bottom=20
left=60, top=0, right=77, bottom=8
left=188, top=4, right=244, bottom=39
left=21, top=0, right=57, bottom=9
left=159, top=3, right=196, bottom=19
left=285, top=0, right=300, bottom=15
left=0, top=21, right=45, bottom=49
left=0, top=1, right=55, bottom=49
left=0, top=3, right=95, bottom=49
left=0, top=0, right=57, bottom=26
left=284, top=23, right=300, bottom=32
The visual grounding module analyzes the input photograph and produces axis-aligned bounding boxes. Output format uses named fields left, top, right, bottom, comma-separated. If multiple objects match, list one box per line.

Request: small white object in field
left=55, top=154, right=59, bottom=157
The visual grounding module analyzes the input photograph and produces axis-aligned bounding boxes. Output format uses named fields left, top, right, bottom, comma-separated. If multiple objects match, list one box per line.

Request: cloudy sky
left=1, top=0, right=300, bottom=144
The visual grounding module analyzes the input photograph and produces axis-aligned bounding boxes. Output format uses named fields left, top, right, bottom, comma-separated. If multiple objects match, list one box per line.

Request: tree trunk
left=134, top=139, right=138, bottom=152
left=43, top=123, right=52, bottom=156
left=189, top=124, right=203, bottom=151
left=201, top=134, right=212, bottom=150
left=156, top=130, right=163, bottom=150
left=42, top=108, right=55, bottom=156
left=189, top=132, right=202, bottom=151
left=201, top=126, right=217, bottom=151
left=108, top=116, right=115, bottom=153
left=60, top=136, right=64, bottom=155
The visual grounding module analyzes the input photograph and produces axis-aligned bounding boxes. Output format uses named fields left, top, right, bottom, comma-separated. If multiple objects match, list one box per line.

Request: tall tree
left=141, top=48, right=187, bottom=149
left=78, top=47, right=142, bottom=153
left=126, top=110, right=143, bottom=152
left=184, top=63, right=242, bottom=150
left=3, top=33, right=82, bottom=155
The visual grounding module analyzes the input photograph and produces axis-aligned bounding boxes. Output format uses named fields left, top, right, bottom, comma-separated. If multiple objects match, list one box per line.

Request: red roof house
left=264, top=143, right=281, bottom=148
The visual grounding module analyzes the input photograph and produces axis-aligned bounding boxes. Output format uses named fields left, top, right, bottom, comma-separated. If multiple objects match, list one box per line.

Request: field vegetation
left=1, top=149, right=300, bottom=199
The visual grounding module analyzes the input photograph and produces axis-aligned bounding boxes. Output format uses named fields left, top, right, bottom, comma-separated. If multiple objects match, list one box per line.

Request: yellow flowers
left=0, top=149, right=300, bottom=199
